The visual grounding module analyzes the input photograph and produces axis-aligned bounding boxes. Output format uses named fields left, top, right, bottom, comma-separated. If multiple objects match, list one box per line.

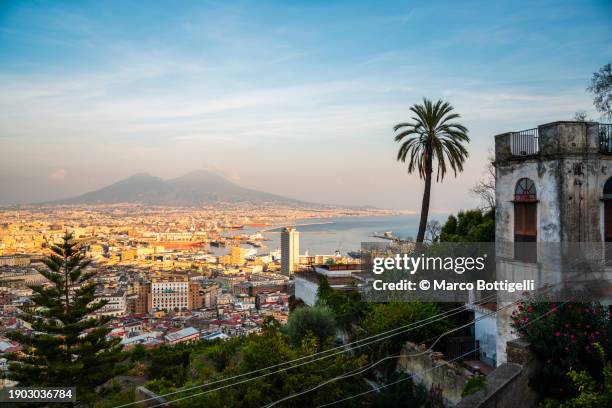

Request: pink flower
left=555, top=331, right=561, bottom=337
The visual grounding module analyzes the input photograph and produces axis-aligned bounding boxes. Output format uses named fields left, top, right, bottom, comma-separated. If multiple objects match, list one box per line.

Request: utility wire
left=115, top=292, right=498, bottom=408
left=140, top=293, right=502, bottom=408
left=262, top=296, right=532, bottom=408
left=316, top=301, right=568, bottom=408
left=125, top=278, right=581, bottom=408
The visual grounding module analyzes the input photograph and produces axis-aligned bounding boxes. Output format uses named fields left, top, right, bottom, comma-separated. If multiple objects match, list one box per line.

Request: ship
left=347, top=250, right=363, bottom=259
left=246, top=240, right=262, bottom=248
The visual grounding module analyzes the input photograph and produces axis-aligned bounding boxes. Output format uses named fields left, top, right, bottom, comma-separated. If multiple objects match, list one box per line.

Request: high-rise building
left=281, top=227, right=299, bottom=276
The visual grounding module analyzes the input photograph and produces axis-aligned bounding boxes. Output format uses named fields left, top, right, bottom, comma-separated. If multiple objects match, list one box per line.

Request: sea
left=218, top=214, right=448, bottom=256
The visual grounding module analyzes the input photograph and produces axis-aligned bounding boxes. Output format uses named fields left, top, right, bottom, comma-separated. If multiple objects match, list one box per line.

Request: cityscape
left=0, top=201, right=393, bottom=342
left=1, top=1, right=611, bottom=407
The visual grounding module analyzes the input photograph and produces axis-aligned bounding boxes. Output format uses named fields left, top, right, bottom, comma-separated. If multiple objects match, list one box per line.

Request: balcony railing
left=511, top=128, right=539, bottom=156
left=599, top=124, right=612, bottom=153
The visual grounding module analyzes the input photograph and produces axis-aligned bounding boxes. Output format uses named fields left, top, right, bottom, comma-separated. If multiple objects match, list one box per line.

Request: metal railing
left=511, top=128, right=539, bottom=156
left=599, top=124, right=612, bottom=153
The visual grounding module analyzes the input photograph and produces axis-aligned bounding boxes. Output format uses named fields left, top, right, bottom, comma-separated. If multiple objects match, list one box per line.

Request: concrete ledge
left=135, top=386, right=169, bottom=407
left=456, top=339, right=539, bottom=408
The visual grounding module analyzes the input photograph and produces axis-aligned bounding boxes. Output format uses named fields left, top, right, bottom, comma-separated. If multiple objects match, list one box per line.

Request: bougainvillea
left=511, top=300, right=611, bottom=401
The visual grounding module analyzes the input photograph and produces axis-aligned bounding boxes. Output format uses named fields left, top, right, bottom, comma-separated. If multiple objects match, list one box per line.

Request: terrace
left=598, top=123, right=612, bottom=153
left=496, top=121, right=612, bottom=160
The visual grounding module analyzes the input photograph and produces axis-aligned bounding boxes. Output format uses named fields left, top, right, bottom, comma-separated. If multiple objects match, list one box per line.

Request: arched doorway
left=603, top=178, right=612, bottom=242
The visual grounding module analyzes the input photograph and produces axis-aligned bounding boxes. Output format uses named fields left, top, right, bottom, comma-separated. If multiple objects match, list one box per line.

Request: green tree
left=6, top=232, right=124, bottom=405
left=539, top=343, right=612, bottom=408
left=394, top=98, right=470, bottom=242
left=564, top=343, right=612, bottom=408
left=145, top=343, right=193, bottom=385
left=316, top=275, right=369, bottom=333
left=165, top=323, right=368, bottom=408
left=440, top=209, right=495, bottom=242
left=587, top=63, right=612, bottom=118
left=361, top=302, right=449, bottom=361
left=285, top=305, right=337, bottom=347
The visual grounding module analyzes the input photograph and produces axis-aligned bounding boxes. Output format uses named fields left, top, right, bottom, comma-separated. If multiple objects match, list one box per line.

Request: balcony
left=598, top=123, right=612, bottom=153
left=497, top=122, right=612, bottom=162
left=510, top=128, right=539, bottom=156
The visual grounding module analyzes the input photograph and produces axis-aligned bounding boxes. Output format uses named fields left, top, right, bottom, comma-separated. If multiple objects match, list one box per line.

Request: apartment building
left=149, top=275, right=189, bottom=312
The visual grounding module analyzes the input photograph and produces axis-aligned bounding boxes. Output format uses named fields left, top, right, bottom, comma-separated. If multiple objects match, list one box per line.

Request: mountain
left=52, top=170, right=306, bottom=206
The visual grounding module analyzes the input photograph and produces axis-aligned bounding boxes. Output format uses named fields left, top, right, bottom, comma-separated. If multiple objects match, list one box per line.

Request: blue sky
left=0, top=0, right=611, bottom=210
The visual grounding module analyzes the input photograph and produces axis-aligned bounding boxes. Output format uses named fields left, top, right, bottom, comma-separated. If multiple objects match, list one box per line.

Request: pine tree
left=6, top=232, right=124, bottom=405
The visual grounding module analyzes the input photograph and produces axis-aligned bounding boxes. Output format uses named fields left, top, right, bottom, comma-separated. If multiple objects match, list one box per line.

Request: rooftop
left=164, top=326, right=199, bottom=342
left=495, top=121, right=612, bottom=161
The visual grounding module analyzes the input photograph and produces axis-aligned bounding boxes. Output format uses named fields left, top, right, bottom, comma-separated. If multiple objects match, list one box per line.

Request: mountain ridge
left=49, top=170, right=309, bottom=206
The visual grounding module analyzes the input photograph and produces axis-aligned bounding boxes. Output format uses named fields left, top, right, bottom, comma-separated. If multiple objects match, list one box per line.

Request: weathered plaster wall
left=294, top=275, right=318, bottom=306
left=474, top=309, right=497, bottom=366
left=397, top=341, right=471, bottom=406
left=495, top=159, right=561, bottom=245
left=456, top=339, right=540, bottom=408
left=492, top=122, right=612, bottom=366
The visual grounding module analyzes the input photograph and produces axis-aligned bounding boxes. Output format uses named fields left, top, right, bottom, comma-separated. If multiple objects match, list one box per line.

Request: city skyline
left=1, top=0, right=611, bottom=211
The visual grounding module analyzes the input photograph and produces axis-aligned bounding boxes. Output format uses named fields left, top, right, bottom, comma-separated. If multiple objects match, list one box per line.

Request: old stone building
left=491, top=120, right=612, bottom=364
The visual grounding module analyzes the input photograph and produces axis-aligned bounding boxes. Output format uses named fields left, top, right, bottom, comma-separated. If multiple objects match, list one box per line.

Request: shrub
left=511, top=300, right=611, bottom=401
left=462, top=375, right=487, bottom=397
left=285, top=304, right=337, bottom=347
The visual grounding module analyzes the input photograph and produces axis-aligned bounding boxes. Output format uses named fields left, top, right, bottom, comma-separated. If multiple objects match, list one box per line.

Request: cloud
left=48, top=169, right=67, bottom=181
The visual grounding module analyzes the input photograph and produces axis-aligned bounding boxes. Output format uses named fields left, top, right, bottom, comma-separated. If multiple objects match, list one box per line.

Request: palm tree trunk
left=416, top=147, right=433, bottom=243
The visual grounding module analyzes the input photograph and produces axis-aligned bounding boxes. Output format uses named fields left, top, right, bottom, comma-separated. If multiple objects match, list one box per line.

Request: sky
left=0, top=0, right=611, bottom=211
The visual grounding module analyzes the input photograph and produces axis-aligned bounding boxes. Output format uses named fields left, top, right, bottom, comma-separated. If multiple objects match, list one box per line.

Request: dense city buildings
left=0, top=202, right=388, bottom=381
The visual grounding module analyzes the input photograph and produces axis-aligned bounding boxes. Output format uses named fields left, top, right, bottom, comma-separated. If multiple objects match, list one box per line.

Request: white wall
left=294, top=276, right=318, bottom=306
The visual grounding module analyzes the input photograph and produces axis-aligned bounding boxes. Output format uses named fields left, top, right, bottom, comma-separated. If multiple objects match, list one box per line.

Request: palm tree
left=394, top=98, right=470, bottom=243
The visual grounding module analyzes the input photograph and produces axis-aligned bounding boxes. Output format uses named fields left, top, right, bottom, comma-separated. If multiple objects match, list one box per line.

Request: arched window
left=514, top=178, right=537, bottom=262
left=603, top=178, right=612, bottom=242
left=514, top=178, right=537, bottom=202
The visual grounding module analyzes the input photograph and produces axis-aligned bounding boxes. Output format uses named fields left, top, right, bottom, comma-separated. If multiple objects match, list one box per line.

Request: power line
left=140, top=279, right=572, bottom=408
left=123, top=278, right=582, bottom=408
left=115, top=292, right=498, bottom=408
left=150, top=289, right=550, bottom=408
left=262, top=297, right=527, bottom=408
left=140, top=294, right=502, bottom=408
left=316, top=301, right=568, bottom=408
left=318, top=347, right=482, bottom=408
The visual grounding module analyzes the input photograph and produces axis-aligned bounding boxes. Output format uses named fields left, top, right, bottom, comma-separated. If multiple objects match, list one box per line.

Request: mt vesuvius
left=50, top=170, right=306, bottom=206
